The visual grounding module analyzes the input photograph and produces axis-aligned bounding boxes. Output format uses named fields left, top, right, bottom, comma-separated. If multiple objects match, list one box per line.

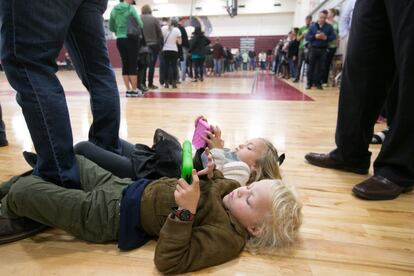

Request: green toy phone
left=181, top=140, right=193, bottom=184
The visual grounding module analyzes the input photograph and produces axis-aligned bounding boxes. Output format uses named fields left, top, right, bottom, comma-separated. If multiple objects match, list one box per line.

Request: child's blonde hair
left=246, top=179, right=302, bottom=252
left=247, top=138, right=282, bottom=184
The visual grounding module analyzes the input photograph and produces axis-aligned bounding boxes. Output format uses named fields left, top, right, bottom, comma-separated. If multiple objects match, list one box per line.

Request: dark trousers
left=116, top=37, right=139, bottom=75
left=0, top=0, right=121, bottom=188
left=162, top=51, right=178, bottom=85
left=294, top=48, right=306, bottom=81
left=307, top=47, right=327, bottom=86
left=193, top=58, right=205, bottom=80
left=146, top=44, right=160, bottom=86
left=322, top=47, right=337, bottom=84
left=74, top=140, right=136, bottom=179
left=330, top=0, right=414, bottom=187
left=0, top=103, right=6, bottom=142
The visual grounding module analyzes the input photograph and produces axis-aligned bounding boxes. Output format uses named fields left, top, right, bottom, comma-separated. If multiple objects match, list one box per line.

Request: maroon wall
left=58, top=35, right=284, bottom=68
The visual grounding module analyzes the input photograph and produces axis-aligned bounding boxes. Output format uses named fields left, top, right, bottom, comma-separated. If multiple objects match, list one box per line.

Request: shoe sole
left=0, top=225, right=49, bottom=245
left=305, top=156, right=368, bottom=175
left=352, top=186, right=413, bottom=200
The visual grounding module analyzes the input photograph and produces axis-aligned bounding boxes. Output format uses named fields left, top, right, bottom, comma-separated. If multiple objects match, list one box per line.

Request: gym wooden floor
left=0, top=69, right=413, bottom=275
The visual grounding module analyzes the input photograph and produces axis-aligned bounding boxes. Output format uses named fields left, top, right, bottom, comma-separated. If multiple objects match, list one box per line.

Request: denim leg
left=0, top=103, right=6, bottom=142
left=180, top=47, right=188, bottom=81
left=64, top=0, right=121, bottom=155
left=0, top=0, right=82, bottom=188
left=148, top=44, right=160, bottom=86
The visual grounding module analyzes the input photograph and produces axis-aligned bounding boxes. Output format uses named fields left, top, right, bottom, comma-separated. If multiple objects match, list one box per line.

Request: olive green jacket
left=140, top=171, right=248, bottom=274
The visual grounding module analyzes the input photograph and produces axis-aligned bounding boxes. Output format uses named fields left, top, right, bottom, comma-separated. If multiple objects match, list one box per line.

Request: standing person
left=305, top=0, right=414, bottom=200
left=287, top=30, right=299, bottom=79
left=305, top=10, right=336, bottom=90
left=322, top=8, right=339, bottom=86
left=212, top=38, right=224, bottom=77
left=161, top=17, right=181, bottom=89
left=177, top=21, right=189, bottom=82
left=258, top=51, right=267, bottom=71
left=141, top=4, right=162, bottom=90
left=0, top=103, right=8, bottom=147
left=242, top=51, right=249, bottom=71
left=109, top=0, right=144, bottom=97
left=293, top=15, right=312, bottom=82
left=339, top=0, right=356, bottom=63
left=189, top=27, right=211, bottom=82
left=158, top=17, right=169, bottom=86
left=248, top=50, right=256, bottom=71
left=0, top=0, right=122, bottom=188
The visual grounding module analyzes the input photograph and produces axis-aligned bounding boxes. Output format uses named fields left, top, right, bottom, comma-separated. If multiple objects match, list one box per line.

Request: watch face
left=178, top=209, right=192, bottom=221
left=180, top=210, right=191, bottom=221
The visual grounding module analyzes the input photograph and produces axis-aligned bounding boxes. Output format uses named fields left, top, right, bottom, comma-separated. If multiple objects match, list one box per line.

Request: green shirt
left=298, top=25, right=310, bottom=49
left=109, top=3, right=144, bottom=39
left=328, top=21, right=339, bottom=48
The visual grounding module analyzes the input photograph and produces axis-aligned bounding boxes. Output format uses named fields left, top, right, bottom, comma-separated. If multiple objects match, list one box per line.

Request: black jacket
left=189, top=34, right=211, bottom=56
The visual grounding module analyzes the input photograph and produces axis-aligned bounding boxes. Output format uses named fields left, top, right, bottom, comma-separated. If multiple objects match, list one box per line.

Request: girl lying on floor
left=71, top=116, right=285, bottom=187
left=0, top=153, right=301, bottom=274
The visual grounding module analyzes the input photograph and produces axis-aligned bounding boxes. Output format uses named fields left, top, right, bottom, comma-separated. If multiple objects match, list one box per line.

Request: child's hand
left=203, top=125, right=224, bottom=149
left=197, top=148, right=215, bottom=179
left=174, top=170, right=200, bottom=214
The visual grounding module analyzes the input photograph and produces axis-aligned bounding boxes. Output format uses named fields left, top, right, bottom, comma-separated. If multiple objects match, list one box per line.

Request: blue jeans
left=288, top=58, right=297, bottom=79
left=213, top=58, right=222, bottom=76
left=0, top=0, right=121, bottom=189
left=180, top=47, right=188, bottom=81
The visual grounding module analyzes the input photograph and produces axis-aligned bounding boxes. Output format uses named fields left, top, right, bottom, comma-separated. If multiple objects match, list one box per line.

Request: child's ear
left=247, top=225, right=263, bottom=237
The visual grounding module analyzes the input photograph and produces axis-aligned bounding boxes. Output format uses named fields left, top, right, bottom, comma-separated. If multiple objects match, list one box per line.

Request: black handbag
left=127, top=6, right=140, bottom=38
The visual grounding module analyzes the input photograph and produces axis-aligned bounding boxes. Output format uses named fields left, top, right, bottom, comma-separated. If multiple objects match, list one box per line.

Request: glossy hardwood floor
left=0, top=69, right=413, bottom=275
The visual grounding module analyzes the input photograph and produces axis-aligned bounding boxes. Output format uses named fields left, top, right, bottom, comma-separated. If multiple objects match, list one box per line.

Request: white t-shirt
left=161, top=25, right=181, bottom=52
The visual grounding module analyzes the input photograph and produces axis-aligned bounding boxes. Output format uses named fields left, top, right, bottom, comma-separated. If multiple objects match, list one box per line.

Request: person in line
left=109, top=0, right=144, bottom=97
left=140, top=4, right=162, bottom=90
left=189, top=27, right=210, bottom=82
left=161, top=17, right=182, bottom=89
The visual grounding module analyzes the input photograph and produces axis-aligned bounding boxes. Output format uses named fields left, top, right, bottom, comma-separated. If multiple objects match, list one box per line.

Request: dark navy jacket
left=306, top=22, right=336, bottom=48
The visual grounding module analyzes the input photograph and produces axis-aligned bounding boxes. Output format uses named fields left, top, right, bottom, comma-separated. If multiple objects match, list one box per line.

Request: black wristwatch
left=171, top=208, right=195, bottom=221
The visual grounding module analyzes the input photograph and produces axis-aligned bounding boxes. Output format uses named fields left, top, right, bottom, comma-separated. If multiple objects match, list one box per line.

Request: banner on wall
left=240, top=37, right=255, bottom=53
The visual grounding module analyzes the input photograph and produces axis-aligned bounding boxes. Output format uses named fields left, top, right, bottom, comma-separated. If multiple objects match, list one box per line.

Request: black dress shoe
left=352, top=175, right=413, bottom=200
left=305, top=85, right=311, bottom=89
left=0, top=216, right=48, bottom=245
left=305, top=152, right=368, bottom=175
left=148, top=84, right=158, bottom=90
left=316, top=85, right=323, bottom=90
left=138, top=84, right=149, bottom=92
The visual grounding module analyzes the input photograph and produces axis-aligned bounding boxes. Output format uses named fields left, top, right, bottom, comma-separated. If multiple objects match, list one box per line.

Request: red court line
left=0, top=73, right=313, bottom=101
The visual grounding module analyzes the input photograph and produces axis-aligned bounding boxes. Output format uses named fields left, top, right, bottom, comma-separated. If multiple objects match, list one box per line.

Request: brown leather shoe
left=352, top=176, right=413, bottom=200
left=305, top=152, right=368, bottom=175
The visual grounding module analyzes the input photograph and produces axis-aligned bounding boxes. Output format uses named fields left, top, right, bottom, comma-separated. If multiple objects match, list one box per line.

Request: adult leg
left=330, top=0, right=395, bottom=169
left=294, top=49, right=304, bottom=81
left=180, top=47, right=188, bottom=81
left=315, top=49, right=327, bottom=87
left=307, top=48, right=318, bottom=87
left=373, top=0, right=414, bottom=187
left=323, top=48, right=336, bottom=84
left=148, top=44, right=160, bottom=87
left=64, top=0, right=121, bottom=154
left=0, top=0, right=81, bottom=188
left=0, top=103, right=7, bottom=146
left=116, top=38, right=132, bottom=91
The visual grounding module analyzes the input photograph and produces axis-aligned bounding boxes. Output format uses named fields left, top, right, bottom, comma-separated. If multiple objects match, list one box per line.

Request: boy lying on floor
left=0, top=154, right=302, bottom=274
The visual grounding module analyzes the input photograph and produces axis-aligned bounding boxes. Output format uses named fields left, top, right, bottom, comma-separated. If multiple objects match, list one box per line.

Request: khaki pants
left=1, top=155, right=132, bottom=243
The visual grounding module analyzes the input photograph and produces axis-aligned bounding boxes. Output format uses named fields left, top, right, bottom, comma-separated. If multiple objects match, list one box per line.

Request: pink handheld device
left=192, top=118, right=212, bottom=149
